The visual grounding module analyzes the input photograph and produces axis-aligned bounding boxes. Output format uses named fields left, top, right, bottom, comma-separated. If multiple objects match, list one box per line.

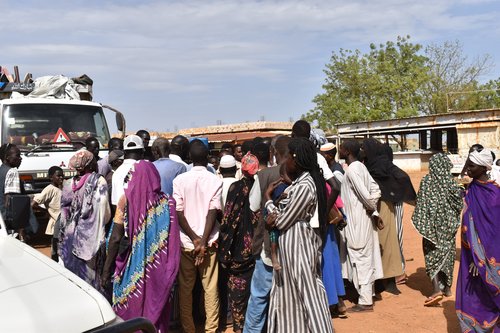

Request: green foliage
left=423, top=40, right=493, bottom=114
left=305, top=36, right=497, bottom=131
left=447, top=78, right=500, bottom=111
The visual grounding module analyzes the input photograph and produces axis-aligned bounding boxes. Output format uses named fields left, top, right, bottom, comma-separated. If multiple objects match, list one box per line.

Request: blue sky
left=1, top=0, right=499, bottom=133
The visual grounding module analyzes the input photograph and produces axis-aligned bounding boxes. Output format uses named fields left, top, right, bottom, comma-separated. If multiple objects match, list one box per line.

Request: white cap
left=320, top=142, right=336, bottom=152
left=124, top=135, right=144, bottom=150
left=220, top=155, right=236, bottom=168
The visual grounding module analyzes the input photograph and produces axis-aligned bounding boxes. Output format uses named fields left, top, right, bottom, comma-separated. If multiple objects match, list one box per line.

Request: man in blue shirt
left=152, top=137, right=186, bottom=195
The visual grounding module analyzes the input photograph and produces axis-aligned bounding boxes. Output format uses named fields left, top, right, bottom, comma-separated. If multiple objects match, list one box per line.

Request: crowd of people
left=0, top=119, right=499, bottom=333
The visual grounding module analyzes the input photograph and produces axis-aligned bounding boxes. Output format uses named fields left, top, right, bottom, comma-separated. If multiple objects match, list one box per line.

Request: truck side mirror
left=101, top=105, right=126, bottom=139
left=115, top=112, right=125, bottom=132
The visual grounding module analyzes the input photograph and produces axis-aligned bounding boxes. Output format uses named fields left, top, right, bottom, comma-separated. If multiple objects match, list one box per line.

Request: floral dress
left=411, top=153, right=463, bottom=288
left=218, top=176, right=259, bottom=332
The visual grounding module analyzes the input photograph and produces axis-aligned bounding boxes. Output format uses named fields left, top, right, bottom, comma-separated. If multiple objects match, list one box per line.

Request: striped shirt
left=4, top=168, right=20, bottom=194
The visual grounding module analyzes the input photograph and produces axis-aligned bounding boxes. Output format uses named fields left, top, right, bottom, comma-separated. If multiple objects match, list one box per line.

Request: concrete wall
left=392, top=151, right=433, bottom=172
left=457, top=121, right=500, bottom=158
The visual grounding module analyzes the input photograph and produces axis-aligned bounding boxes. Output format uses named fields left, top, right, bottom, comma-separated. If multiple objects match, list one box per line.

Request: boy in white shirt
left=32, top=166, right=63, bottom=261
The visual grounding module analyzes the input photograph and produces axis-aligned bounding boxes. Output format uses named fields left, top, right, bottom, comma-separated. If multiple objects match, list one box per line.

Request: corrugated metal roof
left=193, top=131, right=289, bottom=143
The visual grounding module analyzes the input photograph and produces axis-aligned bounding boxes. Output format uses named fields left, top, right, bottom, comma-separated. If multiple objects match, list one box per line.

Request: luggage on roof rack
left=0, top=76, right=93, bottom=101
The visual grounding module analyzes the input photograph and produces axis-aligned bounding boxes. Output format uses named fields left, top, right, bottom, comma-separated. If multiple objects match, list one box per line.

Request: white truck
left=0, top=75, right=126, bottom=193
left=0, top=212, right=156, bottom=333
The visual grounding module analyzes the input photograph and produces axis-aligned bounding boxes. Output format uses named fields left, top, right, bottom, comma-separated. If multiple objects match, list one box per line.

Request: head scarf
left=469, top=149, right=493, bottom=170
left=69, top=149, right=94, bottom=172
left=241, top=152, right=259, bottom=177
left=309, top=128, right=328, bottom=149
left=411, top=153, right=463, bottom=246
left=113, top=160, right=180, bottom=331
left=362, top=138, right=416, bottom=203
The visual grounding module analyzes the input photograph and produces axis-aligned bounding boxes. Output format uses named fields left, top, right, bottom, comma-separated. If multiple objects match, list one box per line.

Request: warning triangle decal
left=53, top=128, right=71, bottom=143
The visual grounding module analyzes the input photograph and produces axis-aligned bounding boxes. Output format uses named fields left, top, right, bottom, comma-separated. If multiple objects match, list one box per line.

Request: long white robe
left=339, top=161, right=384, bottom=288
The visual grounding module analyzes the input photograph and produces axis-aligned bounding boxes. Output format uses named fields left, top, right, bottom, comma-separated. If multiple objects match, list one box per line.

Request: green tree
left=478, top=78, right=500, bottom=109
left=422, top=40, right=493, bottom=114
left=306, top=37, right=496, bottom=130
left=305, top=36, right=430, bottom=131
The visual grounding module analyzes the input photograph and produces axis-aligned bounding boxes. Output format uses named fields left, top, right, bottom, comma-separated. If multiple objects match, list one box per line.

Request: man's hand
left=194, top=243, right=206, bottom=266
left=372, top=215, right=384, bottom=230
left=193, top=236, right=207, bottom=266
left=193, top=236, right=202, bottom=251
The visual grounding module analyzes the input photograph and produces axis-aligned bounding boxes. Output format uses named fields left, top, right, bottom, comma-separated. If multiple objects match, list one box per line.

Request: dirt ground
left=332, top=171, right=461, bottom=333
left=33, top=171, right=462, bottom=333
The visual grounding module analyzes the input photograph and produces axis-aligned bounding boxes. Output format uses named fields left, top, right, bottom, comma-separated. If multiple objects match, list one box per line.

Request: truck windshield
left=2, top=104, right=111, bottom=151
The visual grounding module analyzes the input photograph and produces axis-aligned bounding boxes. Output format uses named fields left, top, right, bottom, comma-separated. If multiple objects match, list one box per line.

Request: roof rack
left=0, top=80, right=93, bottom=101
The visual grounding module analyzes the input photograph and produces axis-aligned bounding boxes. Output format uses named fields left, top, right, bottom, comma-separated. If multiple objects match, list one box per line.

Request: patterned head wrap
left=309, top=128, right=328, bottom=149
left=429, top=152, right=454, bottom=179
left=469, top=149, right=493, bottom=170
left=69, top=149, right=95, bottom=172
left=241, top=152, right=259, bottom=177
left=411, top=152, right=463, bottom=245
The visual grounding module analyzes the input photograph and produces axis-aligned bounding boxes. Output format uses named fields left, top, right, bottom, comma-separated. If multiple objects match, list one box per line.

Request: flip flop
left=347, top=304, right=374, bottom=313
left=396, top=274, right=408, bottom=285
left=424, top=294, right=443, bottom=307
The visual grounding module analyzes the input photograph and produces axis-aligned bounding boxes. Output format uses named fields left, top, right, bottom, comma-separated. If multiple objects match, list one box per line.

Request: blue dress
left=322, top=224, right=345, bottom=305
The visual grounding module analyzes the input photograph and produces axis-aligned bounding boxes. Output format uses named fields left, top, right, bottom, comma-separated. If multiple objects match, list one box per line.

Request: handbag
left=328, top=205, right=344, bottom=225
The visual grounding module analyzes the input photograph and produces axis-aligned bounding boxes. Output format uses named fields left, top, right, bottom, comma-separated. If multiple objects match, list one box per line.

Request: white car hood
left=0, top=236, right=116, bottom=333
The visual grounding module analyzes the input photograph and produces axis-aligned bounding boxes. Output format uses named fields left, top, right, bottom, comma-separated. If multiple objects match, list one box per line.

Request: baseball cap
left=220, top=155, right=236, bottom=168
left=108, top=150, right=124, bottom=164
left=123, top=135, right=144, bottom=150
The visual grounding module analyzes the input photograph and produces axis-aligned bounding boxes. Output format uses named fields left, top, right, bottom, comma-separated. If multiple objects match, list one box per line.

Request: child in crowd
left=209, top=155, right=220, bottom=171
left=268, top=163, right=293, bottom=271
left=32, top=166, right=64, bottom=261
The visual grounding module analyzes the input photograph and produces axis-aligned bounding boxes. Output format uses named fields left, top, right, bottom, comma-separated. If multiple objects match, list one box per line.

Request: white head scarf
left=469, top=149, right=493, bottom=170
left=310, top=128, right=327, bottom=149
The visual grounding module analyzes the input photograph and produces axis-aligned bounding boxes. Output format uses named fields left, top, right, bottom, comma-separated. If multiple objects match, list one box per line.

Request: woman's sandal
left=424, top=293, right=443, bottom=307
